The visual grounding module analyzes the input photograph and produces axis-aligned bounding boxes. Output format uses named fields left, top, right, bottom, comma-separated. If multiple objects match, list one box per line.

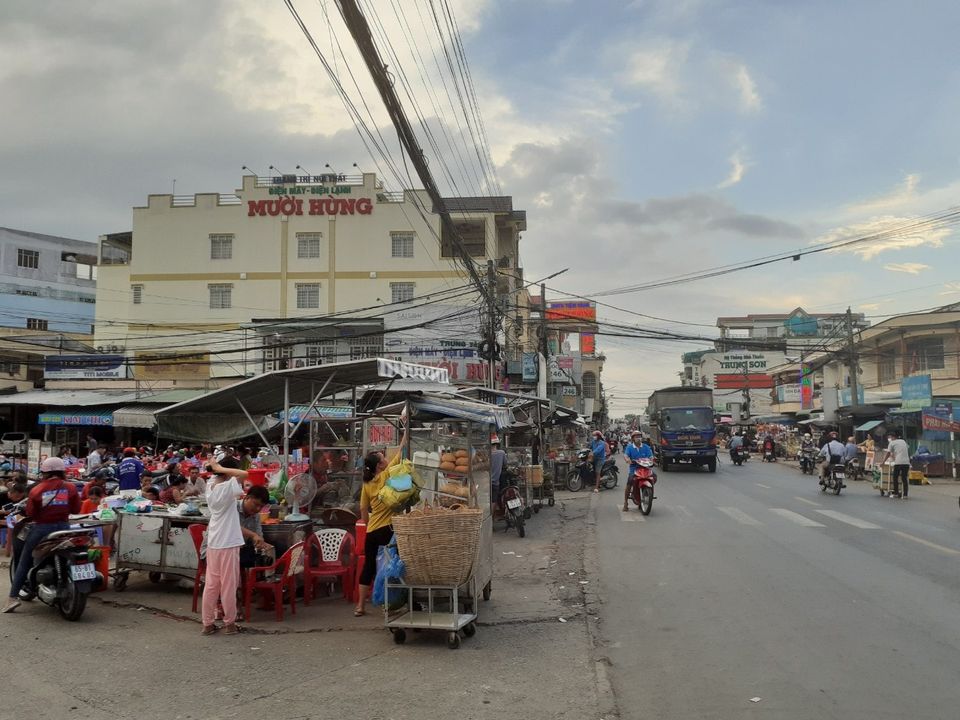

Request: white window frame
left=305, top=341, right=337, bottom=366
left=348, top=335, right=383, bottom=361
left=208, top=283, right=233, bottom=309
left=297, top=232, right=322, bottom=259
left=390, top=282, right=415, bottom=304
left=17, top=248, right=39, bottom=269
left=210, top=234, right=233, bottom=260
left=391, top=232, right=415, bottom=258
left=131, top=285, right=143, bottom=305
left=26, top=318, right=48, bottom=330
left=296, top=282, right=321, bottom=309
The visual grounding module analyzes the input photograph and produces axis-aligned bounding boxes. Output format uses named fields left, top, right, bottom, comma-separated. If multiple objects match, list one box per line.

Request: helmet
left=804, top=433, right=811, bottom=439
left=40, top=456, right=66, bottom=474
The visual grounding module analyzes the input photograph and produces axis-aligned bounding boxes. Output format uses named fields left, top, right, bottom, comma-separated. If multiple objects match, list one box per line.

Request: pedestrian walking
left=881, top=430, right=911, bottom=499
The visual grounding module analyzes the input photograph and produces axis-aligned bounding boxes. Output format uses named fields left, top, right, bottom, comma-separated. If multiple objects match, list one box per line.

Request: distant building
left=716, top=307, right=868, bottom=351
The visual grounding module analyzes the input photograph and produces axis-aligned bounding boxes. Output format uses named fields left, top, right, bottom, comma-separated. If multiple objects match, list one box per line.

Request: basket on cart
left=392, top=507, right=482, bottom=586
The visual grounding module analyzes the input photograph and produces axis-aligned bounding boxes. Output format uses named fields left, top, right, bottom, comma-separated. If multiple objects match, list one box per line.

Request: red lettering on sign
left=357, top=198, right=373, bottom=215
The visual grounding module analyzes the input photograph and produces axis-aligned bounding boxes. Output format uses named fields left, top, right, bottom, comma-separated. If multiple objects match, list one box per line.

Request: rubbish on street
left=750, top=697, right=762, bottom=703
left=558, top=617, right=567, bottom=623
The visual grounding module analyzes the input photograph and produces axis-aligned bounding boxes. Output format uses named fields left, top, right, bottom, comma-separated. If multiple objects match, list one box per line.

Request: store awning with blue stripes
left=281, top=405, right=354, bottom=422
left=38, top=407, right=113, bottom=426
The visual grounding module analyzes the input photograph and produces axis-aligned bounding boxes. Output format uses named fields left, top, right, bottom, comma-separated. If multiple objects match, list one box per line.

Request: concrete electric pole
left=845, top=306, right=860, bottom=406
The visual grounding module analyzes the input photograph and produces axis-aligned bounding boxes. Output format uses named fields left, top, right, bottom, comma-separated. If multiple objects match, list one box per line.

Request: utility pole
left=845, top=306, right=860, bottom=407
left=486, top=259, right=497, bottom=390
left=538, top=283, right=548, bottom=399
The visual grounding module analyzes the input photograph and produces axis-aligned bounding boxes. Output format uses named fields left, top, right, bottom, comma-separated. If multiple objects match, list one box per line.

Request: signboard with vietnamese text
left=839, top=386, right=865, bottom=407
left=800, top=365, right=814, bottom=409
left=776, top=384, right=802, bottom=403
left=922, top=401, right=955, bottom=439
left=134, top=353, right=210, bottom=380
left=44, top=354, right=127, bottom=380
left=547, top=355, right=574, bottom=383
left=901, top=374, right=932, bottom=410
left=545, top=301, right=597, bottom=323
left=522, top=353, right=538, bottom=382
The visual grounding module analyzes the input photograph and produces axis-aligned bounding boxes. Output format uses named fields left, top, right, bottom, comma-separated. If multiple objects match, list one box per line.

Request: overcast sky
left=3, top=1, right=959, bottom=415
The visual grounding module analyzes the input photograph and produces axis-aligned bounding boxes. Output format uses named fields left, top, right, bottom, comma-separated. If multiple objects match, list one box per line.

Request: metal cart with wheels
left=384, top=575, right=479, bottom=649
left=113, top=510, right=208, bottom=590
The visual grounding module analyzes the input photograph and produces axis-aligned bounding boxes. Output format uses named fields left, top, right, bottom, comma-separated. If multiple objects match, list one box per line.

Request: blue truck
left=647, top=387, right=718, bottom=473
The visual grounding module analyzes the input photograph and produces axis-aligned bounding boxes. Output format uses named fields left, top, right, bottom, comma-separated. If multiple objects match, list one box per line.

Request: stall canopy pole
left=283, top=377, right=291, bottom=472
left=236, top=397, right=274, bottom=451
left=288, top=371, right=337, bottom=439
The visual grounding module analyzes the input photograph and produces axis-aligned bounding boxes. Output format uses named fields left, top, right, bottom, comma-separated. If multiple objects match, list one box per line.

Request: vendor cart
left=113, top=510, right=208, bottom=590
left=385, top=576, right=478, bottom=649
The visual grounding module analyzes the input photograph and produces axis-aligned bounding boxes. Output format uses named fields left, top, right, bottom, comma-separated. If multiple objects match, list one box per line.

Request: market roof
left=855, top=419, right=885, bottom=432
left=374, top=394, right=513, bottom=428
left=155, top=359, right=449, bottom=441
left=0, top=389, right=145, bottom=406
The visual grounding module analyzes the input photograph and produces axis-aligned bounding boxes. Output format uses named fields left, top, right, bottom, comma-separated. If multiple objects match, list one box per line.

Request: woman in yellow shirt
left=355, top=427, right=408, bottom=617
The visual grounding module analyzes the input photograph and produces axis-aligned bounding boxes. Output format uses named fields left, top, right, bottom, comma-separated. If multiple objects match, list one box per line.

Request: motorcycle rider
left=590, top=430, right=607, bottom=494
left=762, top=435, right=776, bottom=460
left=799, top=433, right=815, bottom=471
left=818, top=431, right=846, bottom=486
left=4, top=457, right=80, bottom=613
left=728, top=432, right=745, bottom=462
left=623, top=431, right=654, bottom=512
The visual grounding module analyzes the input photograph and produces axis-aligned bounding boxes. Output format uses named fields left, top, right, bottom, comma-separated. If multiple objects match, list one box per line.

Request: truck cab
left=647, top=387, right=718, bottom=473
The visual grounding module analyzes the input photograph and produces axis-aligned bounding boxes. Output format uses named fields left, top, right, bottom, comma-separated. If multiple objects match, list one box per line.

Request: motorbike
left=730, top=446, right=749, bottom=466
left=628, top=458, right=657, bottom=515
left=762, top=446, right=777, bottom=462
left=845, top=457, right=862, bottom=483
left=567, top=449, right=618, bottom=492
left=799, top=448, right=816, bottom=475
left=821, top=462, right=846, bottom=496
left=8, top=507, right=103, bottom=621
left=498, top=469, right=526, bottom=538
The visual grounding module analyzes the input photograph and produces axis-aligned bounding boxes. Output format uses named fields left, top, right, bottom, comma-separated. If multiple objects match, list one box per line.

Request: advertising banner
left=922, top=401, right=956, bottom=438
left=839, top=386, right=865, bottom=407
left=383, top=304, right=487, bottom=383
left=547, top=355, right=574, bottom=382
left=901, top=374, right=932, bottom=410
left=776, top=384, right=802, bottom=403
left=580, top=333, right=596, bottom=355
left=44, top=355, right=127, bottom=380
left=133, top=353, right=210, bottom=380
left=800, top=365, right=814, bottom=409
left=521, top=353, right=538, bottom=382
left=545, top=301, right=596, bottom=323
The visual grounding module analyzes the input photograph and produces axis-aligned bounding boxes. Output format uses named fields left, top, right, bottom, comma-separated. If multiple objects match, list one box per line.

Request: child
left=79, top=485, right=104, bottom=515
left=201, top=457, right=248, bottom=636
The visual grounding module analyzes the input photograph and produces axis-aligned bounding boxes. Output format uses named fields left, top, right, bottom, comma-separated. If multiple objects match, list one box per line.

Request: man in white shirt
left=818, top=432, right=846, bottom=486
left=881, top=430, right=911, bottom=499
left=86, top=445, right=104, bottom=474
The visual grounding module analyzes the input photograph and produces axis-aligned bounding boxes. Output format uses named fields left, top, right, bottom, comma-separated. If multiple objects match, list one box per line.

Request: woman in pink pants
left=202, top=457, right=248, bottom=635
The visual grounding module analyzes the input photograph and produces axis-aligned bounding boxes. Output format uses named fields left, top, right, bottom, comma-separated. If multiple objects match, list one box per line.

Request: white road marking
left=673, top=505, right=693, bottom=518
left=620, top=510, right=646, bottom=522
left=892, top=531, right=960, bottom=556
left=717, top=506, right=763, bottom=526
left=755, top=483, right=771, bottom=489
left=794, top=496, right=821, bottom=507
left=814, top=510, right=882, bottom=529
left=769, top=508, right=826, bottom=527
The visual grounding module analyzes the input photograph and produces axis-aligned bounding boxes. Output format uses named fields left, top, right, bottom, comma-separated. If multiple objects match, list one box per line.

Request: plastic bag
left=372, top=539, right=406, bottom=609
left=378, top=459, right=421, bottom=510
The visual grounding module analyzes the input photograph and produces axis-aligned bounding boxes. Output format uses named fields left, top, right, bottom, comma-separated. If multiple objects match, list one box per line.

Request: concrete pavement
left=594, top=453, right=960, bottom=719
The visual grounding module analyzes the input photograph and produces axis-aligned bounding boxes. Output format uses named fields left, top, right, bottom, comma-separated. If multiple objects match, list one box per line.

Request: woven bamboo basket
left=392, top=507, right=483, bottom=586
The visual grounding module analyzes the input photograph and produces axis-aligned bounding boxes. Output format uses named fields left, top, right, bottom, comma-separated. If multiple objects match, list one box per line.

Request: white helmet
left=803, top=433, right=811, bottom=439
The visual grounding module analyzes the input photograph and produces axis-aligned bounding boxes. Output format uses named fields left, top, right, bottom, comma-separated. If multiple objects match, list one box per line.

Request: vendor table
left=261, top=519, right=315, bottom=557
left=114, top=510, right=208, bottom=590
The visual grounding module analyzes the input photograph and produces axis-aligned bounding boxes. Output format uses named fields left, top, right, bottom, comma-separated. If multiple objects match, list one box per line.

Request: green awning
left=855, top=420, right=884, bottom=432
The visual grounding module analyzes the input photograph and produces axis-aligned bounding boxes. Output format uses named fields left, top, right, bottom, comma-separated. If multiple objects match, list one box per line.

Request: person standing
left=355, top=426, right=410, bottom=617
left=4, top=457, right=80, bottom=613
left=881, top=430, right=912, bottom=499
left=117, top=448, right=145, bottom=492
left=489, top=438, right=506, bottom=506
left=590, top=430, right=607, bottom=494
left=86, top=434, right=98, bottom=456
left=201, top=457, right=248, bottom=635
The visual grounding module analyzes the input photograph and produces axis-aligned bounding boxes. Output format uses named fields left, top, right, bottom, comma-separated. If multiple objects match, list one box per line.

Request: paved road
left=595, top=454, right=960, bottom=719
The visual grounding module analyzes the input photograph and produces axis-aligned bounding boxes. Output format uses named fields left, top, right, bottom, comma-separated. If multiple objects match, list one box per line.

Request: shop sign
left=133, top=353, right=210, bottom=380
left=581, top=333, right=596, bottom=355
left=776, top=384, right=802, bottom=403
left=800, top=364, right=814, bottom=409
left=561, top=386, right=578, bottom=397
left=839, top=386, right=865, bottom=407
left=715, top=373, right=772, bottom=389
left=547, top=355, right=574, bottom=382
left=44, top=354, right=127, bottom=380
left=901, top=374, right=932, bottom=410
left=922, top=402, right=956, bottom=438
left=545, top=301, right=597, bottom=323
left=247, top=197, right=373, bottom=217
left=38, top=411, right=113, bottom=427
left=717, top=353, right=770, bottom=371
left=521, top=353, right=538, bottom=382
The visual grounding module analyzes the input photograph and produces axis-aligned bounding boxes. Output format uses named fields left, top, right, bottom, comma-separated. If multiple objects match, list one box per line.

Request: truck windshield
left=662, top=408, right=714, bottom=432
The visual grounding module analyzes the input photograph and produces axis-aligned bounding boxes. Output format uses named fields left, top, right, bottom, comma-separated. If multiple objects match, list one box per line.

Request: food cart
left=113, top=509, right=208, bottom=590
left=369, top=394, right=510, bottom=648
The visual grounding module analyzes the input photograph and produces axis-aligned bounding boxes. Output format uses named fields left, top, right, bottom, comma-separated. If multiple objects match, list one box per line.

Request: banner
left=581, top=333, right=596, bottom=355
left=134, top=352, right=210, bottom=380
left=44, top=354, right=127, bottom=380
left=800, top=365, right=814, bottom=410
left=776, top=384, right=801, bottom=403
left=839, top=386, right=865, bottom=407
left=901, top=374, right=932, bottom=410
left=922, top=401, right=956, bottom=438
left=521, top=353, right=538, bottom=382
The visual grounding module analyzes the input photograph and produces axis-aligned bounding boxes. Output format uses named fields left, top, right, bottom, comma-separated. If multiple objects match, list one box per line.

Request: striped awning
left=113, top=404, right=163, bottom=429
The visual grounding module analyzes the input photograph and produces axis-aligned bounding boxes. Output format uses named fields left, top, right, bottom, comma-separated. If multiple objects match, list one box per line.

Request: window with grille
left=906, top=337, right=945, bottom=371
left=17, top=249, right=39, bottom=269
left=297, top=232, right=322, bottom=259
left=296, top=283, right=320, bottom=309
left=582, top=371, right=598, bottom=399
left=305, top=342, right=337, bottom=366
left=879, top=352, right=898, bottom=383
left=209, top=283, right=232, bottom=309
left=210, top=234, right=233, bottom=260
left=391, top=232, right=415, bottom=258
left=348, top=335, right=383, bottom=361
left=391, top=282, right=415, bottom=304
left=132, top=285, right=143, bottom=304
left=263, top=339, right=293, bottom=372
left=26, top=318, right=48, bottom=330
left=0, top=360, right=21, bottom=375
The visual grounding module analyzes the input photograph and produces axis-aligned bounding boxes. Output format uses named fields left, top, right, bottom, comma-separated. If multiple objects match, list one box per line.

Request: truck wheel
left=707, top=459, right=717, bottom=473
left=661, top=459, right=670, bottom=472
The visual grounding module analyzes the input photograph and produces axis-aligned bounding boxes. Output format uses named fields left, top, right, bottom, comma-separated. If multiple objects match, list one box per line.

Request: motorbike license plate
left=834, top=472, right=845, bottom=479
left=506, top=498, right=522, bottom=510
left=70, top=563, right=97, bottom=582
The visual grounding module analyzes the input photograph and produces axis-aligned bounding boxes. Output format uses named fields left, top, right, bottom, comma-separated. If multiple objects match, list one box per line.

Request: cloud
left=816, top=216, right=950, bottom=260
left=940, top=283, right=960, bottom=296
left=846, top=173, right=921, bottom=215
left=884, top=262, right=930, bottom=275
left=732, top=64, right=762, bottom=113
left=858, top=303, right=882, bottom=311
left=622, top=40, right=690, bottom=102
left=718, top=149, right=747, bottom=188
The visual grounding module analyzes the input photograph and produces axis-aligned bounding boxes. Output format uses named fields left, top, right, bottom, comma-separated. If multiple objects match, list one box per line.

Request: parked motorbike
left=628, top=458, right=657, bottom=515
left=821, top=463, right=846, bottom=496
left=498, top=469, right=526, bottom=538
left=567, top=449, right=618, bottom=492
left=8, top=509, right=103, bottom=621
left=799, top=448, right=816, bottom=475
left=730, top=447, right=749, bottom=466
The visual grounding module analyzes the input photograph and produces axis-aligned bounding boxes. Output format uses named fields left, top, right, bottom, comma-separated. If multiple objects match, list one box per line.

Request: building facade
left=717, top=307, right=868, bottom=351
left=92, top=173, right=526, bottom=388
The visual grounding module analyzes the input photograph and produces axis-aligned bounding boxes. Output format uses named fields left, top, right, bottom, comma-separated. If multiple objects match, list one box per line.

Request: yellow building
left=91, top=172, right=526, bottom=388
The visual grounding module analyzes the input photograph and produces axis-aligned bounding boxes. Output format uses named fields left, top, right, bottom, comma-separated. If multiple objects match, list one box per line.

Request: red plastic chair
left=243, top=541, right=305, bottom=622
left=303, top=529, right=355, bottom=605
left=188, top=524, right=207, bottom=613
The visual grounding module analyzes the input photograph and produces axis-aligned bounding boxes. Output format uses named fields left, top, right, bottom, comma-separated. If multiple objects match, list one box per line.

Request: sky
left=3, top=0, right=960, bottom=416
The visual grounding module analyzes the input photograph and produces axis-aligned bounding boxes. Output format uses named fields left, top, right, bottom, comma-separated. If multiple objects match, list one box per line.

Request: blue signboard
left=839, top=386, right=865, bottom=407
left=38, top=411, right=113, bottom=426
left=922, top=401, right=953, bottom=441
left=522, top=353, right=538, bottom=382
left=901, top=374, right=933, bottom=410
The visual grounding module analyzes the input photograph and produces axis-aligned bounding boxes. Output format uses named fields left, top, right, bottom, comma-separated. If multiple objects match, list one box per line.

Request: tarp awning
left=2, top=389, right=143, bottom=406
left=38, top=407, right=113, bottom=426
left=113, top=404, right=162, bottom=429
left=375, top=395, right=512, bottom=429
left=855, top=419, right=884, bottom=432
left=281, top=405, right=354, bottom=422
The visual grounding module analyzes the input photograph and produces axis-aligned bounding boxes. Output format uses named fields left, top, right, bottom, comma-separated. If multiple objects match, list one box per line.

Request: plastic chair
left=188, top=523, right=206, bottom=613
left=303, top=529, right=355, bottom=605
left=243, top=541, right=305, bottom=622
